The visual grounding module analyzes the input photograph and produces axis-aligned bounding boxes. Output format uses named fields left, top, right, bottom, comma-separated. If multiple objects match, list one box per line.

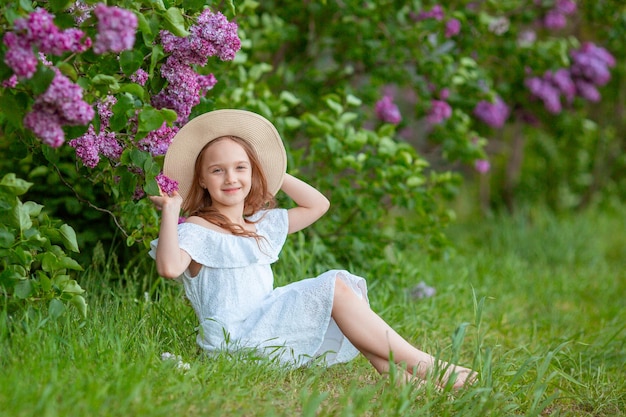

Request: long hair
left=183, top=136, right=276, bottom=238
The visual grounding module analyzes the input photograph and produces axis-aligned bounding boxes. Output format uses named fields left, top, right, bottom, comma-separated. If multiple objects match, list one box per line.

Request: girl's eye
left=211, top=168, right=222, bottom=173
left=237, top=165, right=248, bottom=170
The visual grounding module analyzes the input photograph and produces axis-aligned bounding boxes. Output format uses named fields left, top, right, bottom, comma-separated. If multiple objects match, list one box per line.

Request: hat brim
left=163, top=109, right=287, bottom=200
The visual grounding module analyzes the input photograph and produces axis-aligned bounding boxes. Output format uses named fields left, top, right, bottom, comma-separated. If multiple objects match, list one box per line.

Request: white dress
left=149, top=208, right=369, bottom=367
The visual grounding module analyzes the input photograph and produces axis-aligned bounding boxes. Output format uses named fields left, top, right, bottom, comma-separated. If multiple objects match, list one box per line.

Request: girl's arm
left=149, top=191, right=192, bottom=279
left=281, top=173, right=330, bottom=234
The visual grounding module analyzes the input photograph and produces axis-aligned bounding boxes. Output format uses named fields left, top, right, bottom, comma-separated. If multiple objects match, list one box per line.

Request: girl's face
left=198, top=138, right=252, bottom=212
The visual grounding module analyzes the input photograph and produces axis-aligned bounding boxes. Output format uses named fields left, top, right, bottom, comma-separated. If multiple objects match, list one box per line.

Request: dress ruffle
left=149, top=209, right=289, bottom=268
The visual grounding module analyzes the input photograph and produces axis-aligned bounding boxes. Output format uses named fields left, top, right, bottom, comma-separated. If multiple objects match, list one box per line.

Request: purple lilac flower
left=375, top=95, right=402, bottom=124
left=3, top=32, right=39, bottom=79
left=93, top=4, right=137, bottom=54
left=574, top=80, right=600, bottom=102
left=13, top=8, right=90, bottom=55
left=69, top=132, right=100, bottom=167
left=156, top=173, right=179, bottom=195
left=525, top=76, right=563, bottom=113
left=96, top=95, right=117, bottom=129
left=556, top=0, right=577, bottom=15
left=2, top=75, right=18, bottom=88
left=39, top=69, right=94, bottom=125
left=193, top=9, right=242, bottom=61
left=133, top=186, right=146, bottom=200
left=544, top=10, right=567, bottom=30
left=98, top=131, right=123, bottom=159
left=3, top=9, right=89, bottom=79
left=138, top=122, right=180, bottom=156
left=69, top=1, right=93, bottom=25
left=570, top=42, right=615, bottom=86
left=24, top=68, right=94, bottom=146
left=152, top=64, right=217, bottom=123
left=24, top=109, right=65, bottom=147
left=474, top=159, right=490, bottom=174
left=473, top=97, right=510, bottom=128
left=445, top=18, right=461, bottom=38
left=413, top=5, right=444, bottom=21
left=427, top=100, right=452, bottom=125
left=153, top=9, right=239, bottom=123
left=130, top=68, right=149, bottom=86
left=549, top=69, right=576, bottom=101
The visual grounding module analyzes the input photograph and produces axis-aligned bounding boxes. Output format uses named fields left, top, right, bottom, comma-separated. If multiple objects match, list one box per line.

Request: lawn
left=1, top=207, right=624, bottom=416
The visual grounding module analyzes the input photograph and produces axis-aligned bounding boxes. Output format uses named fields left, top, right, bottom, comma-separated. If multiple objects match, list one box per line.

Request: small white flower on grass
left=410, top=281, right=436, bottom=300
left=161, top=352, right=191, bottom=371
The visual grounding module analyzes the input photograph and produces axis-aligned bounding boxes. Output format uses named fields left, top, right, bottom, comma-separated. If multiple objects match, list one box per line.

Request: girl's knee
left=334, top=277, right=353, bottom=301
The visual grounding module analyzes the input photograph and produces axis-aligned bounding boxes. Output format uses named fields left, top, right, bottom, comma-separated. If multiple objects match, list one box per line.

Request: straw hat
left=163, top=109, right=287, bottom=200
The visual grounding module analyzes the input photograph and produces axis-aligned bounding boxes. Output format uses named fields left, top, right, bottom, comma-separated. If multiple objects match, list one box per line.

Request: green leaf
left=346, top=94, right=362, bottom=107
left=119, top=83, right=145, bottom=99
left=144, top=178, right=161, bottom=197
left=23, top=201, right=43, bottom=217
left=24, top=65, right=55, bottom=95
left=59, top=224, right=79, bottom=253
left=91, top=74, right=120, bottom=91
left=14, top=280, right=33, bottom=299
left=0, top=173, right=33, bottom=196
left=163, top=7, right=190, bottom=37
left=48, top=299, right=66, bottom=319
left=49, top=0, right=72, bottom=12
left=41, top=252, right=60, bottom=272
left=119, top=50, right=144, bottom=76
left=280, top=91, right=300, bottom=106
left=0, top=229, right=14, bottom=248
left=62, top=279, right=85, bottom=295
left=14, top=201, right=33, bottom=232
left=138, top=108, right=166, bottom=132
left=325, top=98, right=343, bottom=115
left=70, top=294, right=88, bottom=318
left=58, top=256, right=83, bottom=271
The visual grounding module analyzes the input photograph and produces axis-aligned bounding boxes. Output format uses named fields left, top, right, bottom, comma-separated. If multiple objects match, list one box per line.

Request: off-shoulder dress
left=149, top=208, right=369, bottom=367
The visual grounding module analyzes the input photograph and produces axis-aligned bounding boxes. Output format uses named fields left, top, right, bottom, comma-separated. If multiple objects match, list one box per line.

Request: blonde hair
left=183, top=136, right=276, bottom=238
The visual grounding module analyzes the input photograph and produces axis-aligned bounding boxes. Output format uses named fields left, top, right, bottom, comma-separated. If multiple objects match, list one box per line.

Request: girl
left=149, top=109, right=475, bottom=389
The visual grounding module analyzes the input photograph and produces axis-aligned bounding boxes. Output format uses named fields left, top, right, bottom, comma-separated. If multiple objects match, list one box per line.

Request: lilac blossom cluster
left=473, top=97, right=510, bottom=128
left=411, top=5, right=461, bottom=38
left=427, top=99, right=452, bottom=125
left=131, top=69, right=149, bottom=86
left=525, top=42, right=615, bottom=113
left=93, top=4, right=138, bottom=54
left=2, top=8, right=90, bottom=79
left=375, top=95, right=402, bottom=124
left=474, top=159, right=490, bottom=174
left=138, top=122, right=180, bottom=156
left=69, top=96, right=122, bottom=167
left=152, top=9, right=240, bottom=123
left=542, top=0, right=577, bottom=30
left=24, top=68, right=95, bottom=147
left=156, top=173, right=179, bottom=194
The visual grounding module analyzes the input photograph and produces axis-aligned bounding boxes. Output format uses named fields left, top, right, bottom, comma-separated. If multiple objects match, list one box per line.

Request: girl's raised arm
left=281, top=173, right=330, bottom=234
left=149, top=191, right=192, bottom=279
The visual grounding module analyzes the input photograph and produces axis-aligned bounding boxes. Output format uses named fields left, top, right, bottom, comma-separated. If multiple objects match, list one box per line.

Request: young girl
left=149, top=109, right=475, bottom=389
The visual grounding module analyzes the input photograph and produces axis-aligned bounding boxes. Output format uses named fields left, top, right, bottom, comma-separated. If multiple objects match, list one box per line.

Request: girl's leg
left=331, top=279, right=475, bottom=389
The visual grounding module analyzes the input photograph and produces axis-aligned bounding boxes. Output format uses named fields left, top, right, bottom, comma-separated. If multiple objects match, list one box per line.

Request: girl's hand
left=149, top=189, right=183, bottom=211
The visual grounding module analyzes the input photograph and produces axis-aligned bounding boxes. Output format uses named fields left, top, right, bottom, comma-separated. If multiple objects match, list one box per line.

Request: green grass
left=1, top=208, right=624, bottom=416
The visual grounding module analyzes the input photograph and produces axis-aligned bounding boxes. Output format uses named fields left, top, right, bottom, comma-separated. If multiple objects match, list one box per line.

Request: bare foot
left=438, top=365, right=477, bottom=390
